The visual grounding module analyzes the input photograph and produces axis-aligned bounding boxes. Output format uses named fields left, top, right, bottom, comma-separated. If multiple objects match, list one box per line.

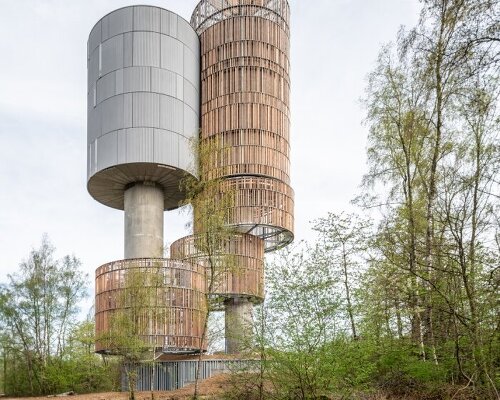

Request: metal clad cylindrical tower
left=87, top=6, right=200, bottom=210
left=191, top=0, right=293, bottom=252
left=88, top=6, right=207, bottom=355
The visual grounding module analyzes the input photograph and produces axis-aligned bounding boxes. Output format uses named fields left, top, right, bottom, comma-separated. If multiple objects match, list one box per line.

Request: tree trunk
left=341, top=243, right=357, bottom=339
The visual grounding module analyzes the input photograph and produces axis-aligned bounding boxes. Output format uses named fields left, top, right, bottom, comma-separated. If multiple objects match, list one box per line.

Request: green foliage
left=1, top=323, right=117, bottom=395
left=0, top=237, right=116, bottom=396
left=257, top=246, right=342, bottom=399
left=100, top=263, right=169, bottom=400
left=181, top=137, right=238, bottom=398
left=322, top=339, right=377, bottom=392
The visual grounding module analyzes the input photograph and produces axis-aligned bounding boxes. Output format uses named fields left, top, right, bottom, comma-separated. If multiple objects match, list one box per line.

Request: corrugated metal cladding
left=87, top=6, right=200, bottom=210
left=122, top=360, right=259, bottom=391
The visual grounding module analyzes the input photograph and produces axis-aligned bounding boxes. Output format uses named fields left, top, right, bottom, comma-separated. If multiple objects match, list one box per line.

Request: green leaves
left=0, top=236, right=105, bottom=396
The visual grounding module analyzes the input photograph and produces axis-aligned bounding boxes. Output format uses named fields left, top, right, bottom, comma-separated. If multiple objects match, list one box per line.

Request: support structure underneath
left=225, top=298, right=254, bottom=354
left=124, top=182, right=164, bottom=259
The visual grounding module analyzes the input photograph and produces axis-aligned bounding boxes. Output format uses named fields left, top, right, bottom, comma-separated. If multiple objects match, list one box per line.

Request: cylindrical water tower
left=189, top=0, right=293, bottom=353
left=87, top=5, right=206, bottom=354
left=88, top=1, right=293, bottom=356
left=170, top=233, right=265, bottom=305
left=191, top=0, right=293, bottom=251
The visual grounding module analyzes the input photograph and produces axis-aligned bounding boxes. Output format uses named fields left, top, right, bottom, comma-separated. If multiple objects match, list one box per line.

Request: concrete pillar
left=124, top=182, right=164, bottom=259
left=225, top=297, right=253, bottom=354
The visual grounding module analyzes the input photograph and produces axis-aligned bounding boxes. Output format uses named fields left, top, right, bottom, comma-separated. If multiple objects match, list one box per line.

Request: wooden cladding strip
left=201, top=102, right=290, bottom=139
left=203, top=92, right=289, bottom=117
left=95, top=258, right=207, bottom=354
left=170, top=234, right=265, bottom=301
left=191, top=1, right=290, bottom=35
left=202, top=67, right=290, bottom=107
left=195, top=2, right=294, bottom=249
left=202, top=130, right=290, bottom=154
left=201, top=141, right=291, bottom=183
left=199, top=17, right=289, bottom=52
left=171, top=233, right=264, bottom=259
left=202, top=55, right=289, bottom=82
left=202, top=40, right=290, bottom=71
left=193, top=177, right=294, bottom=245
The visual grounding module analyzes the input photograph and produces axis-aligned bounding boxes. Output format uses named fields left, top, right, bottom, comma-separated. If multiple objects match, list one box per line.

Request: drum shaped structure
left=89, top=0, right=293, bottom=355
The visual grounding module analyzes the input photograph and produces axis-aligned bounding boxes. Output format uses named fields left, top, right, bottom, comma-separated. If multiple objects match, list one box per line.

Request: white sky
left=0, top=0, right=420, bottom=311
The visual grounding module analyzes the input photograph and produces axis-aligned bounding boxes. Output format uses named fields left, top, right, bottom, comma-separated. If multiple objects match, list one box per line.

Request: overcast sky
left=0, top=0, right=420, bottom=310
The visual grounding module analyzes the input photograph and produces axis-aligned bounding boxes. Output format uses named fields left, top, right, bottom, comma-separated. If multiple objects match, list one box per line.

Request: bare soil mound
left=3, top=374, right=231, bottom=400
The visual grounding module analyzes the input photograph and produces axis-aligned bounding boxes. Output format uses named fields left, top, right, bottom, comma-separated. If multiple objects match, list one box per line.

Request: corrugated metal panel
left=183, top=46, right=199, bottom=88
left=96, top=71, right=116, bottom=104
left=133, top=31, right=160, bottom=67
left=101, top=15, right=109, bottom=42
left=160, top=35, right=183, bottom=75
left=88, top=21, right=101, bottom=56
left=178, top=135, right=193, bottom=172
left=123, top=93, right=133, bottom=128
left=101, top=34, right=123, bottom=76
left=87, top=105, right=101, bottom=143
left=117, top=129, right=127, bottom=164
left=183, top=104, right=198, bottom=139
left=133, top=92, right=159, bottom=128
left=93, top=140, right=98, bottom=174
left=87, top=90, right=93, bottom=113
left=160, top=9, right=171, bottom=36
left=134, top=6, right=160, bottom=32
left=115, top=69, right=124, bottom=95
left=87, top=6, right=200, bottom=194
left=125, top=127, right=154, bottom=162
left=100, top=95, right=124, bottom=135
left=108, top=7, right=133, bottom=38
left=88, top=49, right=100, bottom=87
left=87, top=142, right=92, bottom=178
left=176, top=74, right=184, bottom=100
left=96, top=131, right=118, bottom=171
left=124, top=32, right=133, bottom=67
left=124, top=360, right=258, bottom=391
left=183, top=80, right=199, bottom=112
left=159, top=95, right=183, bottom=133
left=151, top=68, right=176, bottom=97
left=177, top=19, right=199, bottom=54
left=123, top=66, right=151, bottom=93
left=169, top=12, right=178, bottom=38
left=154, top=129, right=179, bottom=165
left=87, top=142, right=97, bottom=178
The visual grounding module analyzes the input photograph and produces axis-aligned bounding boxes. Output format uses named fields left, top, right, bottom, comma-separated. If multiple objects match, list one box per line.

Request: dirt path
left=3, top=374, right=230, bottom=400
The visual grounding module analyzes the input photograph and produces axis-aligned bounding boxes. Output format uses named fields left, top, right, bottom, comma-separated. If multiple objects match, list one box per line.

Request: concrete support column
left=225, top=297, right=253, bottom=354
left=124, top=182, right=164, bottom=259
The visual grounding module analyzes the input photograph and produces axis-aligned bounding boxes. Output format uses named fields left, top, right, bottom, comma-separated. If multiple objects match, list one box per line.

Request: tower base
left=225, top=298, right=254, bottom=354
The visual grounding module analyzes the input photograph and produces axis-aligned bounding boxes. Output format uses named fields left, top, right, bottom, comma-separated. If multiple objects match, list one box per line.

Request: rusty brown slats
left=95, top=258, right=207, bottom=353
left=191, top=1, right=290, bottom=36
left=196, top=5, right=294, bottom=250
left=170, top=234, right=265, bottom=302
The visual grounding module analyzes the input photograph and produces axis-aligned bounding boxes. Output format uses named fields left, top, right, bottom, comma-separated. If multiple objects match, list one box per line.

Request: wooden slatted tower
left=89, top=0, right=293, bottom=356
left=185, top=0, right=293, bottom=353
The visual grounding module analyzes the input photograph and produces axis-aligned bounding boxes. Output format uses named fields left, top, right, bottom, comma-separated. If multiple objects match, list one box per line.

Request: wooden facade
left=95, top=258, right=207, bottom=353
left=93, top=0, right=293, bottom=355
left=170, top=234, right=265, bottom=304
left=191, top=0, right=290, bottom=36
left=194, top=0, right=294, bottom=251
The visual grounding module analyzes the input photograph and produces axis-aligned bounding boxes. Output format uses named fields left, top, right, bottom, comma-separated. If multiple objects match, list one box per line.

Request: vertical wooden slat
left=192, top=1, right=294, bottom=250
left=95, top=258, right=207, bottom=353
left=170, top=234, right=265, bottom=303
